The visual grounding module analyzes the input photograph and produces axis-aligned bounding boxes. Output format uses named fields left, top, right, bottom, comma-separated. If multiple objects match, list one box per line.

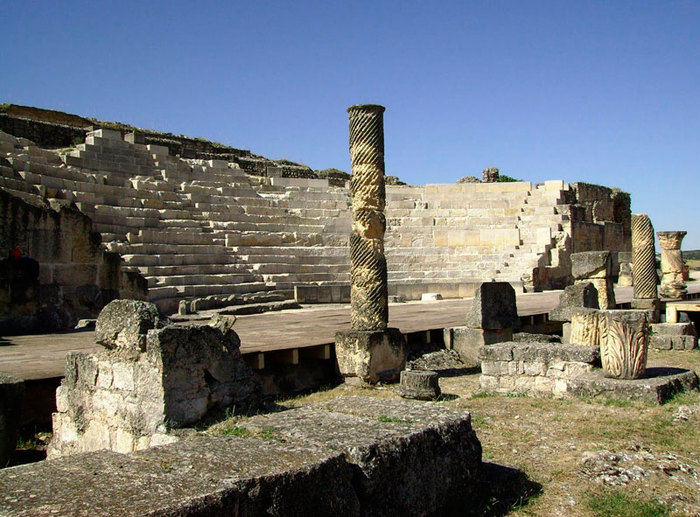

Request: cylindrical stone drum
left=398, top=370, right=441, bottom=400
left=599, top=310, right=649, bottom=380
left=347, top=105, right=388, bottom=331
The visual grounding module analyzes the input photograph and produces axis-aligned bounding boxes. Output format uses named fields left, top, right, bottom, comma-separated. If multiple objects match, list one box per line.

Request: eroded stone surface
left=397, top=370, right=441, bottom=400
left=50, top=321, right=261, bottom=457
left=465, top=282, right=519, bottom=330
left=567, top=367, right=698, bottom=404
left=549, top=282, right=599, bottom=322
left=94, top=299, right=167, bottom=353
left=0, top=436, right=358, bottom=516
left=241, top=396, right=482, bottom=515
left=335, top=328, right=406, bottom=383
left=479, top=341, right=599, bottom=397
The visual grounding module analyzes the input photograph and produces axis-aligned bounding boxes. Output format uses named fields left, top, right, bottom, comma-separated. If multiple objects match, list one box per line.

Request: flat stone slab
left=479, top=341, right=600, bottom=364
left=0, top=396, right=482, bottom=516
left=238, top=396, right=482, bottom=515
left=0, top=436, right=356, bottom=516
left=566, top=367, right=699, bottom=404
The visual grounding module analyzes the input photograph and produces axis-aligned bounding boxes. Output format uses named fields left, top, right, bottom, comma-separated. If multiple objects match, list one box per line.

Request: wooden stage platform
left=2, top=284, right=698, bottom=381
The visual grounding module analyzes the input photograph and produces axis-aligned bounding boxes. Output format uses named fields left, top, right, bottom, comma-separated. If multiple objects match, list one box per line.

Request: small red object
left=10, top=248, right=21, bottom=259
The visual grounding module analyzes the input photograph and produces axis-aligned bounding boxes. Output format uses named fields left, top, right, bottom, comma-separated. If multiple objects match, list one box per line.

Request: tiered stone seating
left=1, top=126, right=577, bottom=312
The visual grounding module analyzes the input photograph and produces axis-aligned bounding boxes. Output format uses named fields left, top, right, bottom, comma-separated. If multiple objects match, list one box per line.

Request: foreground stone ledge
left=239, top=396, right=482, bottom=515
left=1, top=397, right=482, bottom=516
left=0, top=436, right=357, bottom=516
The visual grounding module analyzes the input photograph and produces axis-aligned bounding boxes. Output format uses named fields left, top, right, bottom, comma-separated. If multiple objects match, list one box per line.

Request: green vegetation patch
left=585, top=489, right=670, bottom=517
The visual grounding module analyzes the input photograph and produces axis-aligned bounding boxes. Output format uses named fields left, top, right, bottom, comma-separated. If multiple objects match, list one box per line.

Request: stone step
left=122, top=253, right=238, bottom=267
left=148, top=281, right=272, bottom=300
left=148, top=272, right=259, bottom=287
left=133, top=263, right=254, bottom=276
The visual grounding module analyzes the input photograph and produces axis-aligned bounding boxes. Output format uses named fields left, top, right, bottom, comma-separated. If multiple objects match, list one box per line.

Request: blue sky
left=1, top=1, right=698, bottom=248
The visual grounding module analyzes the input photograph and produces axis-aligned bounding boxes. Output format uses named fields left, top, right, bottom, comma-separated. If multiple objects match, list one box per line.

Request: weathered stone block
left=571, top=250, right=612, bottom=280
left=335, top=328, right=406, bottom=383
left=448, top=326, right=513, bottom=366
left=566, top=367, right=698, bottom=404
left=549, top=282, right=599, bottom=322
left=241, top=397, right=482, bottom=515
left=465, top=281, right=519, bottom=330
left=50, top=320, right=261, bottom=457
left=95, top=299, right=166, bottom=353
left=0, top=375, right=24, bottom=467
left=649, top=323, right=697, bottom=350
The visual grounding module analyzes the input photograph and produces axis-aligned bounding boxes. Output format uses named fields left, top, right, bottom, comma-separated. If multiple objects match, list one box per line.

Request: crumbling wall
left=0, top=190, right=146, bottom=332
left=569, top=183, right=632, bottom=274
left=49, top=301, right=261, bottom=457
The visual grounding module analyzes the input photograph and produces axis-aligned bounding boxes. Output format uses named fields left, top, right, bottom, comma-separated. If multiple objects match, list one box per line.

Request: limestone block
left=599, top=310, right=649, bottom=379
left=397, top=370, right=441, bottom=400
left=447, top=327, right=513, bottom=366
left=571, top=251, right=612, bottom=280
left=0, top=375, right=24, bottom=467
left=335, top=328, right=406, bottom=384
left=421, top=292, right=442, bottom=301
left=649, top=322, right=697, bottom=350
left=570, top=308, right=600, bottom=346
left=549, top=282, right=599, bottom=322
left=95, top=299, right=166, bottom=353
left=465, top=282, right=519, bottom=330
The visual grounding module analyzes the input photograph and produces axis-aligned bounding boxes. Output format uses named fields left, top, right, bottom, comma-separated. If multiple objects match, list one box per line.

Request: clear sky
left=2, top=1, right=698, bottom=248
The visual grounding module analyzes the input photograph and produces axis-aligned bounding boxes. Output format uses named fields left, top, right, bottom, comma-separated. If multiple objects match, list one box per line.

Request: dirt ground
left=264, top=348, right=700, bottom=516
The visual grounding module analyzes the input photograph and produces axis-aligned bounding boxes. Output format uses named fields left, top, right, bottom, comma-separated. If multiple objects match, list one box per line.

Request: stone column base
left=444, top=327, right=513, bottom=367
left=335, top=328, right=406, bottom=384
left=631, top=298, right=661, bottom=323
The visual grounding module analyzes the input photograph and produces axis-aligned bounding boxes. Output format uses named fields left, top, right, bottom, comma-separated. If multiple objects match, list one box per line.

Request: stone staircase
left=0, top=127, right=577, bottom=313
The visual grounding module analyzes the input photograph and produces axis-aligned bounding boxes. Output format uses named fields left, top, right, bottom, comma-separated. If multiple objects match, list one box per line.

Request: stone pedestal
left=599, top=310, right=649, bottom=380
left=571, top=251, right=616, bottom=309
left=657, top=231, right=687, bottom=300
left=335, top=329, right=406, bottom=384
left=0, top=375, right=24, bottom=467
left=397, top=370, right=441, bottom=400
left=49, top=300, right=261, bottom=457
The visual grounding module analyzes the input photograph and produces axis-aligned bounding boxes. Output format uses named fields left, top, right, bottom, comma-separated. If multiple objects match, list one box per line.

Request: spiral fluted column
left=347, top=104, right=388, bottom=331
left=335, top=104, right=405, bottom=384
left=631, top=214, right=658, bottom=300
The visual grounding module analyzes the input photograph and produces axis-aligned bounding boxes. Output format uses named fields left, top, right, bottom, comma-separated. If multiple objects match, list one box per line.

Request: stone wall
left=479, top=341, right=600, bottom=396
left=0, top=188, right=146, bottom=332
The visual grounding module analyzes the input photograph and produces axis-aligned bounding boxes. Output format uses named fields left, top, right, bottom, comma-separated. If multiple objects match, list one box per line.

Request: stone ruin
left=49, top=299, right=261, bottom=456
left=0, top=105, right=634, bottom=329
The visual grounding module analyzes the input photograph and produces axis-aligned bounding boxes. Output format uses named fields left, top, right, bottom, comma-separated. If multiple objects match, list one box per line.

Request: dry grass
left=265, top=349, right=700, bottom=516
